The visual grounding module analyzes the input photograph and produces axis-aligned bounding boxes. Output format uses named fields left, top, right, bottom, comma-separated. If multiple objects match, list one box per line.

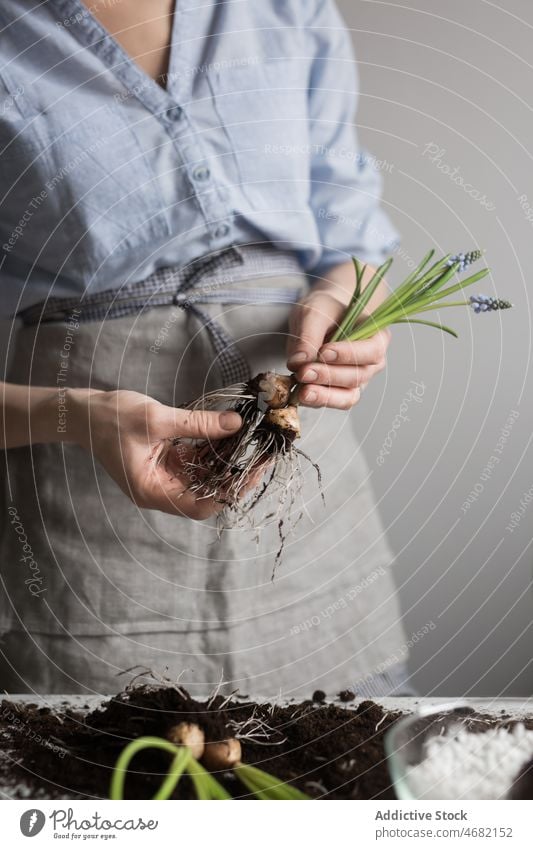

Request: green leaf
left=404, top=259, right=460, bottom=303
left=187, top=760, right=232, bottom=800
left=410, top=267, right=490, bottom=311
left=369, top=268, right=489, bottom=330
left=110, top=736, right=190, bottom=801
left=375, top=249, right=437, bottom=314
left=331, top=256, right=393, bottom=342
left=332, top=259, right=367, bottom=341
left=388, top=248, right=436, bottom=300
left=154, top=748, right=191, bottom=800
left=393, top=318, right=459, bottom=338
left=235, top=763, right=309, bottom=800
left=352, top=256, right=365, bottom=301
left=110, top=736, right=231, bottom=801
left=374, top=255, right=456, bottom=321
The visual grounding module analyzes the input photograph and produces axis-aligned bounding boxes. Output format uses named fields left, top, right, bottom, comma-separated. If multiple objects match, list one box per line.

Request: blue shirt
left=0, top=0, right=399, bottom=317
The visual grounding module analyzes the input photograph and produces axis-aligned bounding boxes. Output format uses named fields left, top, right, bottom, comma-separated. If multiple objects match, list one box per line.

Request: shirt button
left=214, top=223, right=230, bottom=238
left=192, top=165, right=210, bottom=182
left=164, top=105, right=183, bottom=122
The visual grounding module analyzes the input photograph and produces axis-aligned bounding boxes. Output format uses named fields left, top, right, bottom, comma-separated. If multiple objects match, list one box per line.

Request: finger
left=295, top=362, right=376, bottom=390
left=287, top=293, right=344, bottom=369
left=318, top=329, right=391, bottom=367
left=297, top=384, right=362, bottom=410
left=164, top=408, right=243, bottom=441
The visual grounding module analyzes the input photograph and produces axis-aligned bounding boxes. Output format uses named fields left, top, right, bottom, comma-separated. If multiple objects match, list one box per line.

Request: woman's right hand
left=69, top=388, right=243, bottom=519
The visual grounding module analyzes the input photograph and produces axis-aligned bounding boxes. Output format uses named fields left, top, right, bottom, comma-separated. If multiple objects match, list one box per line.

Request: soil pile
left=0, top=685, right=403, bottom=799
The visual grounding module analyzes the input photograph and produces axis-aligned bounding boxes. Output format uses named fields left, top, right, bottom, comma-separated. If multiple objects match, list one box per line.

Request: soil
left=0, top=685, right=403, bottom=800
left=1, top=688, right=532, bottom=800
left=337, top=690, right=356, bottom=703
left=311, top=690, right=327, bottom=704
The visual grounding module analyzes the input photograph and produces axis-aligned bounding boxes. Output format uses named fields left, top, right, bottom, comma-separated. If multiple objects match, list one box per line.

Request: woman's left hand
left=287, top=288, right=390, bottom=410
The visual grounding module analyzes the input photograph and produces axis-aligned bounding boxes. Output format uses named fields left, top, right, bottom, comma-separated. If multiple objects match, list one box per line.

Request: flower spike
left=447, top=250, right=483, bottom=273
left=469, top=294, right=513, bottom=313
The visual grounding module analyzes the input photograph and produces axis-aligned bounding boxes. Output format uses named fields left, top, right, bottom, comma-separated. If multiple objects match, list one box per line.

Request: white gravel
left=407, top=722, right=533, bottom=799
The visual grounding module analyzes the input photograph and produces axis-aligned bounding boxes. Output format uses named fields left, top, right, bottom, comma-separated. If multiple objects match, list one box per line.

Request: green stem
left=393, top=318, right=458, bottom=338
left=331, top=256, right=392, bottom=342
left=154, top=748, right=191, bottom=800
left=352, top=256, right=365, bottom=301
left=188, top=760, right=232, bottom=800
left=403, top=259, right=460, bottom=304
left=359, top=259, right=461, bottom=327
left=234, top=763, right=309, bottom=800
left=366, top=250, right=441, bottom=321
left=334, top=257, right=467, bottom=341
left=344, top=268, right=488, bottom=341
left=383, top=249, right=436, bottom=303
left=110, top=736, right=231, bottom=801
left=405, top=267, right=489, bottom=312
left=110, top=736, right=189, bottom=800
left=379, top=254, right=452, bottom=316
left=348, top=299, right=470, bottom=339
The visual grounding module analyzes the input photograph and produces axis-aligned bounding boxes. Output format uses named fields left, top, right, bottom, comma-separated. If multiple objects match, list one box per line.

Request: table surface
left=3, top=693, right=533, bottom=714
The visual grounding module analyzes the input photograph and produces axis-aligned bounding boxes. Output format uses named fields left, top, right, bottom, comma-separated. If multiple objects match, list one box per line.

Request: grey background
left=339, top=0, right=532, bottom=695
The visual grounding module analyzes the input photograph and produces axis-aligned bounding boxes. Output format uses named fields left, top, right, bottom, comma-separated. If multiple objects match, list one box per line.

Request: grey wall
left=338, top=0, right=533, bottom=695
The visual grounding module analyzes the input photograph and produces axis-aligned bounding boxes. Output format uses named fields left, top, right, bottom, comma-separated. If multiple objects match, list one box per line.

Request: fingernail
left=288, top=351, right=308, bottom=365
left=321, top=349, right=337, bottom=362
left=304, top=390, right=317, bottom=403
left=220, top=411, right=241, bottom=431
left=302, top=368, right=318, bottom=382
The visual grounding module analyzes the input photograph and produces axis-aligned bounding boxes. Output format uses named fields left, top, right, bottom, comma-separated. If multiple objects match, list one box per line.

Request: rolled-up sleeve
left=306, top=0, right=400, bottom=276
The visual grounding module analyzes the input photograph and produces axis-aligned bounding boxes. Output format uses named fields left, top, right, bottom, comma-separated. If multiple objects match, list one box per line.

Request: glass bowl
left=383, top=700, right=527, bottom=800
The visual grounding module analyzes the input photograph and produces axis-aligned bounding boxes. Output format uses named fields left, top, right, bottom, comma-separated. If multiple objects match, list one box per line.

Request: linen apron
left=0, top=247, right=411, bottom=698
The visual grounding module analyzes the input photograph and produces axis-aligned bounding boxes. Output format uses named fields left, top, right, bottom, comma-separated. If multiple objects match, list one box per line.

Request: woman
left=0, top=0, right=411, bottom=697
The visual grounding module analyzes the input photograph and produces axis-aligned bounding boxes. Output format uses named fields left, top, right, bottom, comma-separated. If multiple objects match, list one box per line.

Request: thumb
left=175, top=408, right=242, bottom=440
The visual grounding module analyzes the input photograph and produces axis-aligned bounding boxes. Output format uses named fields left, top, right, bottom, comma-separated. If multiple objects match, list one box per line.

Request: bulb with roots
left=165, top=371, right=322, bottom=563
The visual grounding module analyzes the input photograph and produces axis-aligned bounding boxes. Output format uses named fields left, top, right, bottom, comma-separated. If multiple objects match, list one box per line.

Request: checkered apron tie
left=19, top=246, right=304, bottom=386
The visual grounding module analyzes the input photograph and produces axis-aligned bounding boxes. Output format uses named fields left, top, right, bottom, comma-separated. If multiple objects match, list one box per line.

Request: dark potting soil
left=2, top=688, right=532, bottom=800
left=311, top=689, right=327, bottom=704
left=337, top=690, right=356, bottom=703
left=0, top=686, right=403, bottom=800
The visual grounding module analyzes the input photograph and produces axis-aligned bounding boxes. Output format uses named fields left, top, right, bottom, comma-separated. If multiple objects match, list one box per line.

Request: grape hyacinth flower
left=469, top=294, right=513, bottom=313
left=447, top=250, right=483, bottom=273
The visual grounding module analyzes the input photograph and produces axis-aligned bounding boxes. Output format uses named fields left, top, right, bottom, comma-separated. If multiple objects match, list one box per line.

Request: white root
left=206, top=670, right=226, bottom=709
left=168, top=373, right=325, bottom=567
left=226, top=706, right=287, bottom=746
left=374, top=711, right=390, bottom=732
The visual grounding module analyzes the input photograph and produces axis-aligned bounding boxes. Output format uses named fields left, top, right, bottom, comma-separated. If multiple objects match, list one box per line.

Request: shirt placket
left=158, top=3, right=234, bottom=248
left=52, top=0, right=234, bottom=252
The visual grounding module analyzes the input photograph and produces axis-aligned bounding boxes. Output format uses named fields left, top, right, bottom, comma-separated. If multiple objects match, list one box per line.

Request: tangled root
left=166, top=373, right=323, bottom=570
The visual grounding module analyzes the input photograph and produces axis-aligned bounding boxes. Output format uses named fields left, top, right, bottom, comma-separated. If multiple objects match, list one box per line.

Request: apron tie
left=18, top=245, right=304, bottom=387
